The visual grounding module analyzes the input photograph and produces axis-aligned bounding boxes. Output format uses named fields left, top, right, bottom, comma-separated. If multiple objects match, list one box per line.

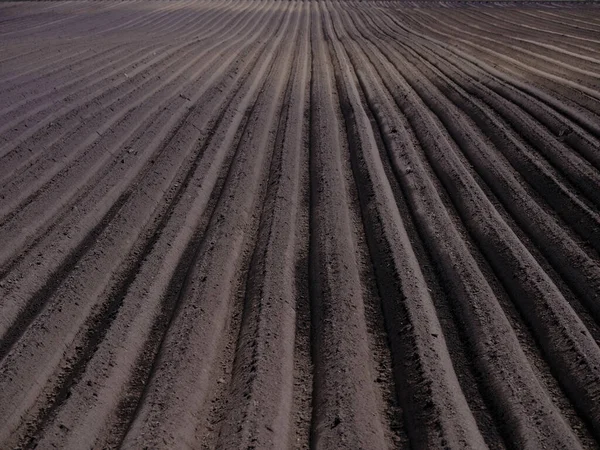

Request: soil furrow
left=0, top=1, right=267, bottom=274
left=2, top=2, right=600, bottom=448
left=342, top=7, right=585, bottom=448
left=0, top=6, right=284, bottom=445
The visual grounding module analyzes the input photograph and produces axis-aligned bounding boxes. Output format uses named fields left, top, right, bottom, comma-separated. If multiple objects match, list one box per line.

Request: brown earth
left=1, top=0, right=600, bottom=448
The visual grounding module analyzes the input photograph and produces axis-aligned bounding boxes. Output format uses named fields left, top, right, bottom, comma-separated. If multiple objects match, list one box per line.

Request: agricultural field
left=0, top=0, right=600, bottom=448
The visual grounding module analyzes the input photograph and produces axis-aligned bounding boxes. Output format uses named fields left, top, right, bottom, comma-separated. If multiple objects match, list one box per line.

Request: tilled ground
left=1, top=0, right=600, bottom=448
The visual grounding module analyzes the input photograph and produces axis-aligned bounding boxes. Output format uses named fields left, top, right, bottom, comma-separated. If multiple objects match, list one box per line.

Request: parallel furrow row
left=1, top=1, right=599, bottom=449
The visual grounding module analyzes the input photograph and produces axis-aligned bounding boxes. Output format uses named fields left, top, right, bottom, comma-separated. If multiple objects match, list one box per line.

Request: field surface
left=1, top=0, right=600, bottom=448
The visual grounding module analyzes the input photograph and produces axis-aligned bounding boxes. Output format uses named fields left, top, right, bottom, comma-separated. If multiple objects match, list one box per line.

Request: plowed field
left=1, top=0, right=600, bottom=448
